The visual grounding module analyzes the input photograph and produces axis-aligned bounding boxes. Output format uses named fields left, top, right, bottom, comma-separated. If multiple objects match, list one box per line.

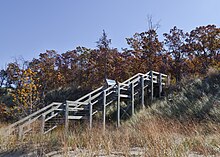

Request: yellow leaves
left=11, top=67, right=40, bottom=115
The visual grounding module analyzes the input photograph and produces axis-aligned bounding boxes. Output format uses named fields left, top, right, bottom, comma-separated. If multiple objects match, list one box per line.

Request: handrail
left=7, top=102, right=62, bottom=129
left=75, top=86, right=103, bottom=102
left=2, top=70, right=168, bottom=137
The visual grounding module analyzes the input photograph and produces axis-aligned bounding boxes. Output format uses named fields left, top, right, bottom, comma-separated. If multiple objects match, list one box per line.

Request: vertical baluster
left=150, top=71, right=154, bottom=101
left=159, top=73, right=162, bottom=98
left=131, top=82, right=135, bottom=115
left=41, top=114, right=45, bottom=134
left=117, top=83, right=120, bottom=127
left=103, top=90, right=106, bottom=131
left=141, top=75, right=145, bottom=108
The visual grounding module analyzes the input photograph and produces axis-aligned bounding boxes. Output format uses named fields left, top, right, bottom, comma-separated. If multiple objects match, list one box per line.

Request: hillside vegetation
left=0, top=70, right=219, bottom=156
left=0, top=24, right=219, bottom=122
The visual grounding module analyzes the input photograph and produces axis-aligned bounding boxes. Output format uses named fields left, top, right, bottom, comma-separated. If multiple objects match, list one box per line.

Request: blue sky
left=0, top=0, right=219, bottom=68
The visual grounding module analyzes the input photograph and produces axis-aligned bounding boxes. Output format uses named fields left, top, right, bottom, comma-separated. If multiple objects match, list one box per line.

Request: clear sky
left=0, top=0, right=219, bottom=68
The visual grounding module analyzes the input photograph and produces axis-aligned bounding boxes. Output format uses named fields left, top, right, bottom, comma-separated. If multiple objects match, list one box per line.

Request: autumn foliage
left=0, top=25, right=219, bottom=121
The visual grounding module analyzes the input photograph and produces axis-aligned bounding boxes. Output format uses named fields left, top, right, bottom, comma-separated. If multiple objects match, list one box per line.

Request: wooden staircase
left=1, top=71, right=168, bottom=139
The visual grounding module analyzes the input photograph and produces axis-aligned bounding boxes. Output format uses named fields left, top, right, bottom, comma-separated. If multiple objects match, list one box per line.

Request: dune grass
left=0, top=70, right=220, bottom=156
left=1, top=113, right=220, bottom=156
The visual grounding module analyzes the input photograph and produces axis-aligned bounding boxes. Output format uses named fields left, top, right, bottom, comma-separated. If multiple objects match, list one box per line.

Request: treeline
left=0, top=25, right=219, bottom=121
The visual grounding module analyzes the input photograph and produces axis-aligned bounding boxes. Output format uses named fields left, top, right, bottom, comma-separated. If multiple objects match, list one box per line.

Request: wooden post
left=167, top=75, right=171, bottom=86
left=65, top=102, right=69, bottom=135
left=150, top=71, right=154, bottom=101
left=89, top=103, right=93, bottom=129
left=141, top=75, right=145, bottom=108
left=103, top=90, right=106, bottom=131
left=117, top=83, right=120, bottom=127
left=131, top=82, right=135, bottom=115
left=89, top=95, right=92, bottom=129
left=159, top=73, right=162, bottom=98
left=41, top=114, right=45, bottom=134
left=18, top=125, right=23, bottom=140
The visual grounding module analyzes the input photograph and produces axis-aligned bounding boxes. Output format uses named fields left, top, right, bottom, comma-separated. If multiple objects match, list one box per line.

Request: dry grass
left=1, top=114, right=220, bottom=156
left=0, top=70, right=219, bottom=156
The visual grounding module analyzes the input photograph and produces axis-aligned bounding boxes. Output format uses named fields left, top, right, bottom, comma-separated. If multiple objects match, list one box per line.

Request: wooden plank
left=65, top=102, right=69, bottom=135
left=89, top=95, right=92, bottom=129
left=68, top=108, right=87, bottom=111
left=68, top=115, right=84, bottom=120
left=120, top=83, right=130, bottom=87
left=42, top=105, right=62, bottom=116
left=91, top=99, right=99, bottom=105
left=74, top=86, right=103, bottom=102
left=41, top=114, right=45, bottom=134
left=89, top=103, right=92, bottom=129
left=105, top=99, right=115, bottom=107
left=44, top=125, right=57, bottom=135
left=141, top=75, right=145, bottom=108
left=92, top=110, right=98, bottom=115
left=106, top=90, right=115, bottom=96
left=103, top=90, right=106, bottom=131
left=159, top=73, right=162, bottom=98
left=20, top=115, right=42, bottom=129
left=117, top=84, right=120, bottom=127
left=151, top=71, right=154, bottom=101
left=131, top=82, right=135, bottom=116
left=7, top=102, right=61, bottom=130
left=18, top=125, right=23, bottom=140
left=122, top=73, right=141, bottom=85
left=68, top=101, right=88, bottom=106
left=120, top=94, right=130, bottom=98
left=45, top=113, right=58, bottom=122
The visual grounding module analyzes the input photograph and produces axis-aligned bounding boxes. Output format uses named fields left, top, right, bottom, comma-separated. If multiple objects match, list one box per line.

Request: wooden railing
left=1, top=102, right=63, bottom=138
left=1, top=70, right=168, bottom=138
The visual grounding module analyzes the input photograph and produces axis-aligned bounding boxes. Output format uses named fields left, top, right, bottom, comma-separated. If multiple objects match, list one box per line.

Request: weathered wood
left=141, top=75, right=145, bottom=108
left=68, top=108, right=88, bottom=111
left=159, top=73, right=162, bottom=98
left=117, top=84, right=120, bottom=127
left=44, top=125, right=57, bottom=135
left=89, top=95, right=92, bottom=129
left=74, top=86, right=103, bottom=102
left=18, top=125, right=23, bottom=139
left=131, top=82, right=135, bottom=115
left=7, top=102, right=61, bottom=131
left=103, top=90, right=106, bottom=130
left=41, top=114, right=45, bottom=134
left=105, top=99, right=115, bottom=107
left=150, top=71, right=154, bottom=101
left=65, top=102, right=69, bottom=135
left=68, top=115, right=84, bottom=120
left=45, top=113, right=59, bottom=122
left=4, top=70, right=168, bottom=138
left=89, top=103, right=92, bottom=129
left=120, top=94, right=130, bottom=98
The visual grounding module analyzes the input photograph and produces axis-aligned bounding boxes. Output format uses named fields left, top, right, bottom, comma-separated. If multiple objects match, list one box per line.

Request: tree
left=30, top=50, right=61, bottom=98
left=163, top=26, right=187, bottom=83
left=126, top=28, right=163, bottom=72
left=96, top=30, right=111, bottom=80
left=186, top=25, right=220, bottom=74
left=11, top=68, right=40, bottom=118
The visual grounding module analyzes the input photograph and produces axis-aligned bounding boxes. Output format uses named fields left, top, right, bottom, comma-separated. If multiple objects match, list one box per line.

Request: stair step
left=68, top=115, right=85, bottom=120
left=120, top=94, right=130, bottom=98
